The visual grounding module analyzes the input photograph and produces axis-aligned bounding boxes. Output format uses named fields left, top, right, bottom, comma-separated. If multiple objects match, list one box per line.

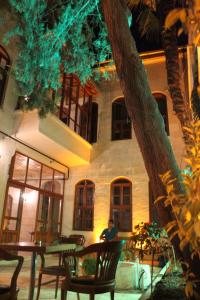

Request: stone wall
left=62, top=56, right=185, bottom=246
left=0, top=10, right=186, bottom=245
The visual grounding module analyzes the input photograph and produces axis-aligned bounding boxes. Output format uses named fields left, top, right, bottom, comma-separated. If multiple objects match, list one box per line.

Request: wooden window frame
left=88, top=102, right=98, bottom=144
left=0, top=45, right=11, bottom=107
left=73, top=180, right=94, bottom=231
left=112, top=97, right=131, bottom=141
left=110, top=178, right=132, bottom=232
left=10, top=151, right=65, bottom=196
left=56, top=74, right=97, bottom=143
left=1, top=152, right=65, bottom=243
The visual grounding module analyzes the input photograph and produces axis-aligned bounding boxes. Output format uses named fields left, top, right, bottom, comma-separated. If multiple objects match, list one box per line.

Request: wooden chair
left=35, top=243, right=76, bottom=300
left=60, top=235, right=85, bottom=246
left=61, top=240, right=125, bottom=300
left=68, top=235, right=85, bottom=246
left=0, top=248, right=24, bottom=300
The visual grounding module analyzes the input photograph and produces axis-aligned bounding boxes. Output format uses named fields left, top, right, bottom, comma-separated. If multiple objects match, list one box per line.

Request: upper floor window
left=110, top=178, right=132, bottom=232
left=55, top=74, right=98, bottom=143
left=0, top=45, right=10, bottom=106
left=153, top=93, right=169, bottom=135
left=79, top=101, right=98, bottom=144
left=73, top=180, right=94, bottom=231
left=112, top=97, right=131, bottom=141
left=89, top=102, right=98, bottom=144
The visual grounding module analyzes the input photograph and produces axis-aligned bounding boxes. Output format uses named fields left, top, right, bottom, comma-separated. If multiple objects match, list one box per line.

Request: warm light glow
left=93, top=220, right=107, bottom=243
left=22, top=190, right=37, bottom=203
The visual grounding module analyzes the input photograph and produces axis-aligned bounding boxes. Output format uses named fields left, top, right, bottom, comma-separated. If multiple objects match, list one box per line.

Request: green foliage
left=82, top=256, right=96, bottom=275
left=157, top=121, right=200, bottom=257
left=2, top=0, right=111, bottom=115
left=165, top=0, right=200, bottom=46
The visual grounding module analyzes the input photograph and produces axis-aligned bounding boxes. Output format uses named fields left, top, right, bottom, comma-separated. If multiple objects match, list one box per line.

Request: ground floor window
left=73, top=180, right=94, bottom=231
left=110, top=178, right=132, bottom=231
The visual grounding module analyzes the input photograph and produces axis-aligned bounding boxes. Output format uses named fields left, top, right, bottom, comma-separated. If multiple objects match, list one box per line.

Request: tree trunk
left=157, top=0, right=191, bottom=127
left=101, top=0, right=200, bottom=292
left=102, top=0, right=183, bottom=224
left=191, top=47, right=200, bottom=119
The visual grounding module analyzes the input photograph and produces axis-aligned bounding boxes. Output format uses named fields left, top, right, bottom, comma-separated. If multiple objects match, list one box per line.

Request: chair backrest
left=74, top=241, right=124, bottom=282
left=94, top=241, right=124, bottom=282
left=68, top=235, right=85, bottom=246
left=0, top=248, right=24, bottom=298
left=60, top=235, right=85, bottom=246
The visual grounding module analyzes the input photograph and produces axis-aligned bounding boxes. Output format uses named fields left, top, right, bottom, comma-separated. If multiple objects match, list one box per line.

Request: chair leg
left=90, top=293, right=95, bottom=300
left=55, top=275, right=59, bottom=298
left=77, top=292, right=80, bottom=300
left=61, top=289, right=67, bottom=300
left=35, top=272, right=43, bottom=300
left=110, top=290, right=114, bottom=300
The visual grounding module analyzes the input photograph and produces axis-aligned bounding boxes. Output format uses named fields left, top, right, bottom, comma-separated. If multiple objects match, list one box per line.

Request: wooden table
left=0, top=242, right=47, bottom=300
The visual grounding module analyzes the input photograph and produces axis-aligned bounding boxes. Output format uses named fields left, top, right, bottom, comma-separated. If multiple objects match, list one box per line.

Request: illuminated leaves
left=165, top=0, right=200, bottom=46
left=165, top=8, right=187, bottom=30
left=2, top=0, right=111, bottom=115
left=159, top=121, right=200, bottom=255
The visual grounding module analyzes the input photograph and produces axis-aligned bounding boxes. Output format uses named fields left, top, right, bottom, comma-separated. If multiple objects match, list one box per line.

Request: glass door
left=35, top=193, right=62, bottom=243
left=1, top=186, right=24, bottom=242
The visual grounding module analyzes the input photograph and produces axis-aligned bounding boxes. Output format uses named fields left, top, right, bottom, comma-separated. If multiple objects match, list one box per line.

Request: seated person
left=100, top=219, right=118, bottom=241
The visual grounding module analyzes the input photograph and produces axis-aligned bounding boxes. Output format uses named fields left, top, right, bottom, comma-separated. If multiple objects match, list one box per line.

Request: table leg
left=28, top=251, right=37, bottom=300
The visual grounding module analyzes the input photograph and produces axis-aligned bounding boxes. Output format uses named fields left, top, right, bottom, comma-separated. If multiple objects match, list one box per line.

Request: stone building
left=0, top=6, right=187, bottom=246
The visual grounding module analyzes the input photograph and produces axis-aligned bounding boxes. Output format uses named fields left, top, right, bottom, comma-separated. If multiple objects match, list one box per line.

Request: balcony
left=14, top=74, right=99, bottom=167
left=15, top=109, right=92, bottom=167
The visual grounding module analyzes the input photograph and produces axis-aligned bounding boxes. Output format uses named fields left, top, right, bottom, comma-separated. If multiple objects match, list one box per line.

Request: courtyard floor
left=0, top=254, right=145, bottom=300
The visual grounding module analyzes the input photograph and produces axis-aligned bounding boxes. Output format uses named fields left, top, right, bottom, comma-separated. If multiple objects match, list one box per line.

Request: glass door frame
left=0, top=151, right=65, bottom=243
left=0, top=183, right=25, bottom=243
left=35, top=191, right=63, bottom=243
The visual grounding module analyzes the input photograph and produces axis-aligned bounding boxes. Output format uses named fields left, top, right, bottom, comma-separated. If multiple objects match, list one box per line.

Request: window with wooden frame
left=110, top=178, right=132, bottom=232
left=153, top=93, right=169, bottom=135
left=73, top=180, right=94, bottom=231
left=11, top=152, right=65, bottom=195
left=0, top=45, right=10, bottom=106
left=89, top=102, right=98, bottom=144
left=112, top=97, right=131, bottom=141
left=55, top=74, right=98, bottom=143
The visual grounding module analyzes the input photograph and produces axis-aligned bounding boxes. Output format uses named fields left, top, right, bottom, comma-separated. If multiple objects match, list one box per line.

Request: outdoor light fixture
left=23, top=95, right=30, bottom=102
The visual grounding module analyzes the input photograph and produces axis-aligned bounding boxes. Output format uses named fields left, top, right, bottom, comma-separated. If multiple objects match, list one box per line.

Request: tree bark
left=157, top=0, right=191, bottom=127
left=102, top=0, right=183, bottom=223
left=102, top=0, right=200, bottom=291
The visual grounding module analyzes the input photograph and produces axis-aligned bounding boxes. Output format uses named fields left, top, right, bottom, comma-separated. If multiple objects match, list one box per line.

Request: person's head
left=108, top=219, right=114, bottom=229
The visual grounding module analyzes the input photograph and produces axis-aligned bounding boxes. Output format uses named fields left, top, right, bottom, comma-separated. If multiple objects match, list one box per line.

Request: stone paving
left=0, top=254, right=142, bottom=300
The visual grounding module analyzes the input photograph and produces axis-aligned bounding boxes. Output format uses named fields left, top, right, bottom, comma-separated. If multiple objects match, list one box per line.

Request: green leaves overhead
left=3, top=0, right=111, bottom=114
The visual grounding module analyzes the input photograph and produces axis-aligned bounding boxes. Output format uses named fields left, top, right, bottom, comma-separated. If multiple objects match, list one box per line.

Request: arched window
left=73, top=180, right=94, bottom=231
left=112, top=97, right=131, bottom=140
left=110, top=178, right=132, bottom=231
left=153, top=93, right=169, bottom=135
left=0, top=45, right=10, bottom=106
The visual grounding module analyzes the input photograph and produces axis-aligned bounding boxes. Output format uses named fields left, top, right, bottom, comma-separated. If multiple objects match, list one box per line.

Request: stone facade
left=62, top=54, right=186, bottom=245
left=0, top=5, right=186, bottom=245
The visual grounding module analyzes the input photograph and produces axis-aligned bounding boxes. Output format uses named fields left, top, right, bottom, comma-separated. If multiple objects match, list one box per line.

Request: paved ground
left=0, top=254, right=142, bottom=300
